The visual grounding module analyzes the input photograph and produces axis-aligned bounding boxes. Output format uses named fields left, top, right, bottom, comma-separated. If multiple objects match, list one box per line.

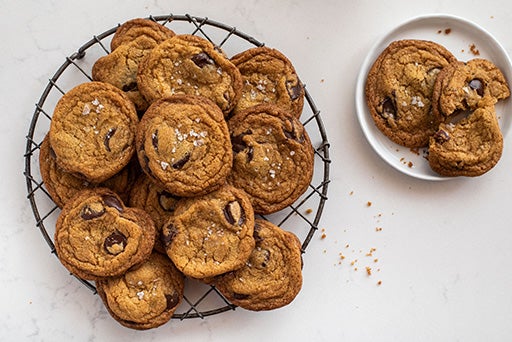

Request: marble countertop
left=4, top=0, right=512, bottom=341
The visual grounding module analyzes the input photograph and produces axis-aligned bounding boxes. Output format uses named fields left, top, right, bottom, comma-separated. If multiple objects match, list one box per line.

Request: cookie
left=227, top=104, right=314, bottom=214
left=49, top=81, right=138, bottom=183
left=54, top=188, right=155, bottom=280
left=230, top=46, right=304, bottom=118
left=432, top=58, right=510, bottom=122
left=39, top=134, right=137, bottom=207
left=137, top=34, right=243, bottom=115
left=110, top=18, right=175, bottom=51
left=428, top=106, right=503, bottom=177
left=136, top=94, right=232, bottom=197
left=213, top=219, right=303, bottom=311
left=92, top=36, right=163, bottom=113
left=365, top=39, right=457, bottom=147
left=96, top=252, right=184, bottom=330
left=129, top=174, right=180, bottom=253
left=161, top=185, right=255, bottom=279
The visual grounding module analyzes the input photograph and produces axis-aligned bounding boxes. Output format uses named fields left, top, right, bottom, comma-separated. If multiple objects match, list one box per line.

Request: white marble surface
left=3, top=0, right=512, bottom=341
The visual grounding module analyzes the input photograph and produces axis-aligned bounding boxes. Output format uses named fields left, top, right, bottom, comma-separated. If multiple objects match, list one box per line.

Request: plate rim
left=355, top=13, right=512, bottom=181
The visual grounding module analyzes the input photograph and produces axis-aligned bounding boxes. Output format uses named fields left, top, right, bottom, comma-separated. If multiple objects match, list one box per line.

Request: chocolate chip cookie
left=136, top=94, right=232, bottom=197
left=137, top=34, right=243, bottom=115
left=49, top=81, right=138, bottom=183
left=129, top=174, right=180, bottom=253
left=96, top=252, right=184, bottom=330
left=110, top=18, right=175, bottom=51
left=432, top=58, right=510, bottom=122
left=231, top=46, right=304, bottom=118
left=212, top=219, right=303, bottom=311
left=428, top=106, right=503, bottom=177
left=54, top=188, right=155, bottom=280
left=161, top=185, right=255, bottom=279
left=365, top=39, right=457, bottom=147
left=39, top=135, right=136, bottom=207
left=227, top=104, right=314, bottom=214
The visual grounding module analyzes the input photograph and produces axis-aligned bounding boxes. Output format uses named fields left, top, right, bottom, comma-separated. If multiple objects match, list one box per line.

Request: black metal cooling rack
left=24, top=14, right=331, bottom=320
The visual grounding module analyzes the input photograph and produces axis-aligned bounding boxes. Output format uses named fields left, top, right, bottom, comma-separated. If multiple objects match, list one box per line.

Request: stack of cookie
left=365, top=39, right=510, bottom=177
left=40, top=18, right=314, bottom=329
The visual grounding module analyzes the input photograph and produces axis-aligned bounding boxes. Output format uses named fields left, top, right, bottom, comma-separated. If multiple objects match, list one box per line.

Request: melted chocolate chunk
left=158, top=191, right=178, bottom=212
left=286, top=80, right=302, bottom=100
left=283, top=119, right=305, bottom=143
left=104, top=128, right=117, bottom=152
left=231, top=130, right=252, bottom=153
left=103, top=195, right=124, bottom=212
left=104, top=230, right=127, bottom=255
left=165, top=293, right=180, bottom=311
left=381, top=96, right=397, bottom=119
left=121, top=82, right=138, bottom=92
left=152, top=130, right=159, bottom=152
left=172, top=152, right=191, bottom=169
left=162, top=224, right=178, bottom=247
left=469, top=78, right=484, bottom=96
left=223, top=201, right=246, bottom=226
left=433, top=129, right=450, bottom=144
left=80, top=204, right=105, bottom=220
left=232, top=292, right=250, bottom=300
left=253, top=223, right=263, bottom=242
left=191, top=52, right=215, bottom=68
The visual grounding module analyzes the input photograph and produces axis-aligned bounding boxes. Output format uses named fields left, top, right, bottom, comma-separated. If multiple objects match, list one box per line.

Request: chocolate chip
left=172, top=152, right=191, bottom=169
left=162, top=223, right=178, bottom=247
left=104, top=230, right=127, bottom=255
left=232, top=292, right=250, bottom=300
left=103, top=195, right=124, bottom=213
left=165, top=293, right=180, bottom=311
left=158, top=191, right=178, bottom=212
left=253, top=223, right=263, bottom=242
left=381, top=96, right=396, bottom=119
left=231, top=130, right=253, bottom=162
left=121, top=82, right=138, bottom=92
left=286, top=80, right=302, bottom=100
left=433, top=129, right=450, bottom=144
left=469, top=78, right=484, bottom=96
left=283, top=119, right=305, bottom=143
left=223, top=201, right=245, bottom=226
left=104, top=128, right=117, bottom=152
left=191, top=52, right=215, bottom=68
left=80, top=203, right=105, bottom=220
left=152, top=130, right=159, bottom=152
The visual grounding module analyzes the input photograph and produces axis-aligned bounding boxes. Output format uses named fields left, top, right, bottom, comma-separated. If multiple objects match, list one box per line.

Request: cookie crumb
left=320, top=233, right=326, bottom=239
left=377, top=280, right=382, bottom=286
left=305, top=208, right=313, bottom=214
left=444, top=28, right=451, bottom=35
left=366, top=266, right=372, bottom=276
left=469, top=43, right=480, bottom=56
left=408, top=161, right=413, bottom=168
left=366, top=201, right=372, bottom=207
left=375, top=227, right=382, bottom=232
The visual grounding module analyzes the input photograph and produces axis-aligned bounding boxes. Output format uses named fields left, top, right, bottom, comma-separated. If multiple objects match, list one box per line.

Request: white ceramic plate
left=355, top=14, right=512, bottom=181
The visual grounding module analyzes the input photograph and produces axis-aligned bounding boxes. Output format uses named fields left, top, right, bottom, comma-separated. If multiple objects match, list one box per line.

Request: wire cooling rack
left=24, top=14, right=331, bottom=320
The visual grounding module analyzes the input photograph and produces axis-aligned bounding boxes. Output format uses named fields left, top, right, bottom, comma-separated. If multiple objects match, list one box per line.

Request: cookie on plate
left=137, top=34, right=243, bottom=115
left=432, top=58, right=510, bottom=122
left=136, top=94, right=232, bottom=197
left=227, top=104, right=314, bottom=214
left=365, top=39, right=457, bottom=148
left=161, top=185, right=255, bottom=279
left=212, top=219, right=303, bottom=311
left=129, top=174, right=180, bottom=253
left=49, top=81, right=138, bottom=183
left=230, top=46, right=304, bottom=118
left=54, top=188, right=155, bottom=280
left=428, top=106, right=503, bottom=177
left=110, top=18, right=175, bottom=51
left=39, top=134, right=138, bottom=207
left=96, top=252, right=184, bottom=330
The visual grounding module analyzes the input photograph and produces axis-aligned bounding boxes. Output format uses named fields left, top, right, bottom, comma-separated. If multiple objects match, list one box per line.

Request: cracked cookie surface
left=110, top=18, right=175, bottom=51
left=136, top=94, right=232, bottom=197
left=137, top=34, right=242, bottom=115
left=231, top=46, right=304, bottom=118
left=54, top=188, right=155, bottom=280
left=227, top=104, right=314, bottom=214
left=161, top=185, right=255, bottom=279
left=365, top=39, right=457, bottom=147
left=49, top=81, right=138, bottom=183
left=96, top=252, right=184, bottom=330
left=212, top=219, right=303, bottom=311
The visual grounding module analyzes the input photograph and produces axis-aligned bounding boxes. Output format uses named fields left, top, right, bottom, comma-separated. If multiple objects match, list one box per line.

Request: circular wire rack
left=24, top=14, right=331, bottom=320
